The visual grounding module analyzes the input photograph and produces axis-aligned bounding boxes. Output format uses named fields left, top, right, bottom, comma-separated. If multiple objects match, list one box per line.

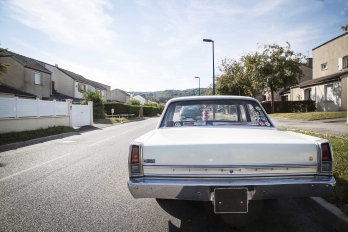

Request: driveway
left=270, top=117, right=348, bottom=137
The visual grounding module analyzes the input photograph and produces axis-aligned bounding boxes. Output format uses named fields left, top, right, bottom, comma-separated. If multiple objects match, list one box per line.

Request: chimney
left=306, top=58, right=312, bottom=68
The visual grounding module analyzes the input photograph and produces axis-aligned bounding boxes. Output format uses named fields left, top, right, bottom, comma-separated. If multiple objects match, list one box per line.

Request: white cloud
left=5, top=0, right=117, bottom=51
left=2, top=0, right=347, bottom=92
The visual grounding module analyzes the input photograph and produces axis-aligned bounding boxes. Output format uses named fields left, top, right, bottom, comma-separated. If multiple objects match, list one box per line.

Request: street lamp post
left=203, top=39, right=215, bottom=95
left=195, top=77, right=200, bottom=96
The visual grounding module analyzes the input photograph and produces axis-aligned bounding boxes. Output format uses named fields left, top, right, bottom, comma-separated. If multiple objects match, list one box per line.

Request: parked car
left=179, top=105, right=202, bottom=120
left=127, top=96, right=335, bottom=214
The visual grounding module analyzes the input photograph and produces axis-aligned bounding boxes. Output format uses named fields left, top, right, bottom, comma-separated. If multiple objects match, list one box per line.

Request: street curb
left=0, top=132, right=80, bottom=152
left=302, top=197, right=348, bottom=232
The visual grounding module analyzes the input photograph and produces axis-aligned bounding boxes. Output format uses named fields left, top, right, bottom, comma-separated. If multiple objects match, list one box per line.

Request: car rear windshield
left=160, top=99, right=273, bottom=128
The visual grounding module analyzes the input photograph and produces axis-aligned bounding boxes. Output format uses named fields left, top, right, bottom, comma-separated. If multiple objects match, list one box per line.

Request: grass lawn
left=269, top=111, right=346, bottom=121
left=294, top=130, right=348, bottom=214
left=0, top=126, right=76, bottom=146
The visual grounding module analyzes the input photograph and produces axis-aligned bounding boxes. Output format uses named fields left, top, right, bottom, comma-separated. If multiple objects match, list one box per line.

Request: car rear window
left=160, top=99, right=272, bottom=128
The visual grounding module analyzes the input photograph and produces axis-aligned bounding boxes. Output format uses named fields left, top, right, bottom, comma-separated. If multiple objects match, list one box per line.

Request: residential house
left=0, top=50, right=110, bottom=102
left=132, top=95, right=148, bottom=104
left=0, top=51, right=51, bottom=99
left=43, top=64, right=108, bottom=101
left=264, top=58, right=313, bottom=102
left=298, top=33, right=348, bottom=112
left=0, top=83, right=37, bottom=99
left=88, top=80, right=108, bottom=102
left=110, top=88, right=130, bottom=103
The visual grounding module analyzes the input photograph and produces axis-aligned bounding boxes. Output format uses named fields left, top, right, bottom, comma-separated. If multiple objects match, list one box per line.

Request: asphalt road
left=0, top=118, right=335, bottom=231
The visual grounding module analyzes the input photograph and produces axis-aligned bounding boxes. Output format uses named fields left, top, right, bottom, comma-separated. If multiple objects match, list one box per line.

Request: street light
left=203, top=39, right=215, bottom=95
left=195, top=77, right=200, bottom=96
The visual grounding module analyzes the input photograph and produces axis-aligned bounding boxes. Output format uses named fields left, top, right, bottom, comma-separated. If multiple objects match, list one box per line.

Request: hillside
left=131, top=88, right=208, bottom=102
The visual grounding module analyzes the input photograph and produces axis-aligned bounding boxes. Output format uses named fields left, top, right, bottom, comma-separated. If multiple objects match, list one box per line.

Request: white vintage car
left=127, top=96, right=335, bottom=213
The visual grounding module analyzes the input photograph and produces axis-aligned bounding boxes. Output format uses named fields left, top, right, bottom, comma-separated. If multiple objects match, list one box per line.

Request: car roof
left=167, top=95, right=257, bottom=104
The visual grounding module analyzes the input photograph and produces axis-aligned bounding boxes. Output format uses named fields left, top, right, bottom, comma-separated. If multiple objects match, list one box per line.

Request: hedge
left=104, top=103, right=164, bottom=117
left=142, top=106, right=160, bottom=117
left=104, top=103, right=141, bottom=115
left=262, top=100, right=316, bottom=114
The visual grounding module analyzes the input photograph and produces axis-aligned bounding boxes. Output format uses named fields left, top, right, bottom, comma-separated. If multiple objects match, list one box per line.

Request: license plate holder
left=214, top=188, right=248, bottom=213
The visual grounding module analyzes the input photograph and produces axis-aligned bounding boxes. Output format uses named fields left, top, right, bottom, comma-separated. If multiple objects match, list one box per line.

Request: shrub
left=82, top=90, right=105, bottom=119
left=104, top=102, right=164, bottom=117
left=262, top=100, right=316, bottom=114
left=125, top=99, right=141, bottom=106
left=143, top=102, right=158, bottom=107
left=104, top=103, right=141, bottom=115
left=142, top=106, right=159, bottom=116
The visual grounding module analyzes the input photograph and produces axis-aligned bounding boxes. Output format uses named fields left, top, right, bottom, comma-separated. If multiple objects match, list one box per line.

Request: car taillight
left=131, top=146, right=139, bottom=163
left=321, top=143, right=333, bottom=172
left=129, top=144, right=143, bottom=177
left=321, top=143, right=331, bottom=161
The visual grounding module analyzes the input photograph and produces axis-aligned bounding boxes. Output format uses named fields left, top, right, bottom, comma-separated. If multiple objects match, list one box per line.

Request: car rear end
left=127, top=96, right=335, bottom=213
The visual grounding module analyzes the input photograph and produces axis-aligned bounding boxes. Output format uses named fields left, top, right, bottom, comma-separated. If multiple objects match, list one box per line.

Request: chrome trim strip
left=128, top=176, right=336, bottom=201
left=142, top=163, right=318, bottom=177
left=143, top=163, right=318, bottom=168
left=143, top=165, right=317, bottom=177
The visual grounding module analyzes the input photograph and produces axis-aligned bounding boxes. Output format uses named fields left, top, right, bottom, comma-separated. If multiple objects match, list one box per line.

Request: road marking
left=87, top=124, right=152, bottom=147
left=0, top=153, right=72, bottom=182
left=88, top=136, right=116, bottom=147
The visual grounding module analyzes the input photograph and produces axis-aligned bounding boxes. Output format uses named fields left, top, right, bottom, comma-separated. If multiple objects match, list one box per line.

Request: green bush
left=104, top=103, right=164, bottom=117
left=142, top=106, right=158, bottom=116
left=82, top=90, right=105, bottom=119
left=125, top=99, right=141, bottom=106
left=143, top=102, right=158, bottom=107
left=104, top=103, right=141, bottom=115
left=262, top=101, right=316, bottom=114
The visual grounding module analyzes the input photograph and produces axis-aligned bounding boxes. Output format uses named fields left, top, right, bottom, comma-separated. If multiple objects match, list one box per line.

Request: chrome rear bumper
left=127, top=176, right=335, bottom=201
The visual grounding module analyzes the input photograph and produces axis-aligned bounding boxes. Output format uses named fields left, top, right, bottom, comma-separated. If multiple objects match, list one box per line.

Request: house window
left=325, top=84, right=333, bottom=101
left=35, top=72, right=41, bottom=85
left=78, top=83, right=86, bottom=92
left=52, top=81, right=56, bottom=92
left=321, top=63, right=328, bottom=70
left=342, top=56, right=348, bottom=70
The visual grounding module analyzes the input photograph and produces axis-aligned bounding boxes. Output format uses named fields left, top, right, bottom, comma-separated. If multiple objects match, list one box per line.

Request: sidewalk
left=270, top=117, right=348, bottom=137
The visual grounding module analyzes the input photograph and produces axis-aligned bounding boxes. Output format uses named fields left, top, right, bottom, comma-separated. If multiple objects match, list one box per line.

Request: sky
left=0, top=0, right=347, bottom=92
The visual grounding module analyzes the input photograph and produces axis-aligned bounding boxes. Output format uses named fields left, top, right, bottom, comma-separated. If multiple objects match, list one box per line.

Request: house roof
left=112, top=88, right=130, bottom=96
left=51, top=91, right=82, bottom=101
left=6, top=51, right=52, bottom=74
left=312, top=32, right=348, bottom=51
left=299, top=70, right=348, bottom=88
left=88, top=80, right=107, bottom=90
left=57, top=67, right=90, bottom=84
left=57, top=67, right=107, bottom=90
left=279, top=87, right=290, bottom=95
left=0, top=83, right=37, bottom=98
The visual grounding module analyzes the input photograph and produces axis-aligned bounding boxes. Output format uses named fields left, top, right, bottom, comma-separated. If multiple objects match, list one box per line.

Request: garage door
left=72, top=105, right=91, bottom=127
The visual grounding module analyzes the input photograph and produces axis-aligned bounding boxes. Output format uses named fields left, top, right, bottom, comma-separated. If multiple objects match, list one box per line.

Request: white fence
left=0, top=97, right=68, bottom=118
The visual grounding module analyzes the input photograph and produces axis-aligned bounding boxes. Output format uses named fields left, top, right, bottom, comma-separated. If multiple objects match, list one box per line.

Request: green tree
left=258, top=42, right=305, bottom=113
left=125, top=99, right=141, bottom=106
left=82, top=90, right=105, bottom=119
left=341, top=23, right=348, bottom=32
left=218, top=55, right=263, bottom=97
left=217, top=58, right=244, bottom=96
left=0, top=47, right=13, bottom=80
